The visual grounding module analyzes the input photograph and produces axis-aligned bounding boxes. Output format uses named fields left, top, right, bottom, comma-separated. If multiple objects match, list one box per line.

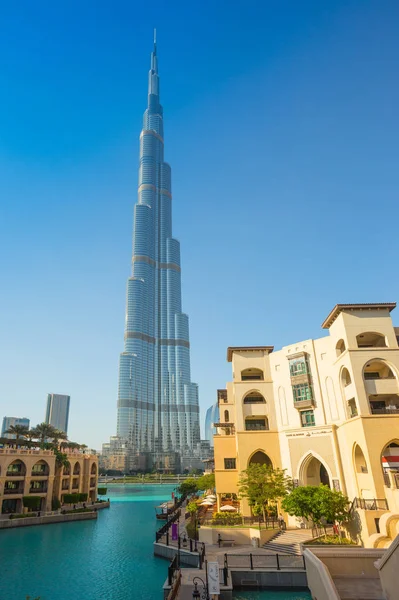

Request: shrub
left=78, top=493, right=88, bottom=502
left=22, top=496, right=41, bottom=511
left=97, top=487, right=107, bottom=496
left=304, top=535, right=356, bottom=546
left=52, top=498, right=61, bottom=511
left=63, top=493, right=80, bottom=505
left=212, top=512, right=243, bottom=526
left=10, top=513, right=37, bottom=520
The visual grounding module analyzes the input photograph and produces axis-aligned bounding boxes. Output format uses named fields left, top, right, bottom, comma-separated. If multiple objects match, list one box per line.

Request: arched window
left=354, top=444, right=368, bottom=473
left=245, top=417, right=269, bottom=431
left=241, top=368, right=264, bottom=381
left=357, top=332, right=387, bottom=348
left=341, top=367, right=352, bottom=387
left=31, top=460, right=49, bottom=475
left=336, top=339, right=346, bottom=357
left=91, top=463, right=97, bottom=474
left=249, top=451, right=272, bottom=467
left=6, top=460, right=26, bottom=476
left=224, top=410, right=229, bottom=422
left=63, top=461, right=71, bottom=475
left=243, top=392, right=266, bottom=404
left=73, top=462, right=81, bottom=475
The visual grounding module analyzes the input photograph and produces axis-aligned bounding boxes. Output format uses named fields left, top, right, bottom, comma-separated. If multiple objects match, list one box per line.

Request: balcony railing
left=6, top=470, right=25, bottom=477
left=370, top=406, right=399, bottom=415
left=352, top=497, right=389, bottom=511
left=29, top=487, right=47, bottom=493
left=4, top=487, right=24, bottom=494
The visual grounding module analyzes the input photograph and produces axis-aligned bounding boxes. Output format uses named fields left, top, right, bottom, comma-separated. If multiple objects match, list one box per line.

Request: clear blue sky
left=1, top=1, right=398, bottom=449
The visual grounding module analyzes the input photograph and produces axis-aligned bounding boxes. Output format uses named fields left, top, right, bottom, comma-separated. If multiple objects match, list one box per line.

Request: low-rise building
left=0, top=447, right=98, bottom=514
left=214, top=303, right=399, bottom=547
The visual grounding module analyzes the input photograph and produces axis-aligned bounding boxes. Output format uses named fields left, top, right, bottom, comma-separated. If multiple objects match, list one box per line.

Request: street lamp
left=192, top=576, right=209, bottom=600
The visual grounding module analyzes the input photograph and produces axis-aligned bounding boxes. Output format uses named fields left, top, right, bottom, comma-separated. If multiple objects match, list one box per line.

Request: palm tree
left=51, top=429, right=68, bottom=449
left=4, top=425, right=29, bottom=440
left=31, top=423, right=58, bottom=444
left=25, top=430, right=38, bottom=443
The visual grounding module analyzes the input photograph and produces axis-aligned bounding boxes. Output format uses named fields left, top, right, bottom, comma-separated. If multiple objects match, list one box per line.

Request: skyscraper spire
left=116, top=34, right=200, bottom=471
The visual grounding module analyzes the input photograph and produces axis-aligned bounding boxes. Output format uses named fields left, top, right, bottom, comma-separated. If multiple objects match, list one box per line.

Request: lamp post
left=192, top=576, right=209, bottom=600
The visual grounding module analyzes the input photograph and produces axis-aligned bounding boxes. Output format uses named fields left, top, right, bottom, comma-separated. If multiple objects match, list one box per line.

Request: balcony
left=4, top=486, right=24, bottom=495
left=365, top=378, right=398, bottom=396
left=352, top=498, right=389, bottom=511
left=6, top=470, right=24, bottom=477
left=29, top=485, right=47, bottom=494
left=370, top=406, right=399, bottom=415
left=214, top=423, right=235, bottom=436
left=294, top=398, right=315, bottom=410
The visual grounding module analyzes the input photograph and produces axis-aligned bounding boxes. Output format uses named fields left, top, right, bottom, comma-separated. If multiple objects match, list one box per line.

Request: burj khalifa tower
left=116, top=34, right=200, bottom=469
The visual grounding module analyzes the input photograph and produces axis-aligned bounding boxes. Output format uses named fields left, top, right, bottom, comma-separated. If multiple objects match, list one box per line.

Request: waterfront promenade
left=0, top=484, right=176, bottom=600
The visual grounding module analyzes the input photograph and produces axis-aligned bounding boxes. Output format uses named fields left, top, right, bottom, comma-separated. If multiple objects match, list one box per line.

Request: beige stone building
left=0, top=447, right=98, bottom=514
left=214, top=303, right=399, bottom=548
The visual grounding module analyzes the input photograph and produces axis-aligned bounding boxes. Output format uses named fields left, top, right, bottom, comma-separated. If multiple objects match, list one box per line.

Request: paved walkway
left=333, top=577, right=384, bottom=600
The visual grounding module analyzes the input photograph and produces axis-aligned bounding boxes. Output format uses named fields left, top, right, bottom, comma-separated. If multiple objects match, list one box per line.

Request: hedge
left=78, top=493, right=88, bottom=502
left=97, top=487, right=107, bottom=496
left=63, top=493, right=80, bottom=504
left=22, top=496, right=41, bottom=511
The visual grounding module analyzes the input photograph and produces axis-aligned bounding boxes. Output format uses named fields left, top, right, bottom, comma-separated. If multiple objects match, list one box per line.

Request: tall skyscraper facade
left=45, top=394, right=70, bottom=433
left=204, top=402, right=219, bottom=447
left=1, top=417, right=30, bottom=438
left=116, top=35, right=200, bottom=468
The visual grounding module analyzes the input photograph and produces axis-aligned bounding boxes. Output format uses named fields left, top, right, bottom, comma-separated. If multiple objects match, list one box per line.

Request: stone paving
left=333, top=577, right=385, bottom=600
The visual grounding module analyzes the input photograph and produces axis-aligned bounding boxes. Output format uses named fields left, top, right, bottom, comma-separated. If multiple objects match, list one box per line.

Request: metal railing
left=6, top=471, right=25, bottom=477
left=202, top=515, right=279, bottom=529
left=224, top=553, right=306, bottom=571
left=351, top=497, right=389, bottom=511
left=155, top=508, right=181, bottom=542
left=4, top=487, right=24, bottom=494
left=371, top=407, right=399, bottom=415
left=383, top=472, right=391, bottom=487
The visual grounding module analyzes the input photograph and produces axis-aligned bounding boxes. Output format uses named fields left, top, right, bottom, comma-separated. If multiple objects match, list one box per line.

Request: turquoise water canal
left=0, top=484, right=176, bottom=600
left=0, top=484, right=312, bottom=600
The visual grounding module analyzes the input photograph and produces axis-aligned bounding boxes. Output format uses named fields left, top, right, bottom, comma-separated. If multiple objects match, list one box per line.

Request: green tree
left=282, top=485, right=350, bottom=536
left=4, top=424, right=29, bottom=439
left=177, top=478, right=198, bottom=497
left=196, top=473, right=215, bottom=493
left=238, top=464, right=292, bottom=522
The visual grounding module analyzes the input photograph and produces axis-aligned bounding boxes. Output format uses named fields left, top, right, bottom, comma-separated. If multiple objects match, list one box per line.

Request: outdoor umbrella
left=219, top=505, right=236, bottom=512
left=200, top=500, right=214, bottom=506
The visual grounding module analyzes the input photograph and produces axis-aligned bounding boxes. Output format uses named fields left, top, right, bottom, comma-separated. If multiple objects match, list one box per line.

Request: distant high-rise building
left=45, top=394, right=70, bottom=433
left=115, top=33, right=200, bottom=468
left=1, top=417, right=30, bottom=439
left=205, top=401, right=219, bottom=446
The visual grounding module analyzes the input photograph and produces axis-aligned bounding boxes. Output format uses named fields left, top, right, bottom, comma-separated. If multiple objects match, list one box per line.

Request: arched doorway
left=249, top=451, right=272, bottom=467
left=301, top=455, right=331, bottom=488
